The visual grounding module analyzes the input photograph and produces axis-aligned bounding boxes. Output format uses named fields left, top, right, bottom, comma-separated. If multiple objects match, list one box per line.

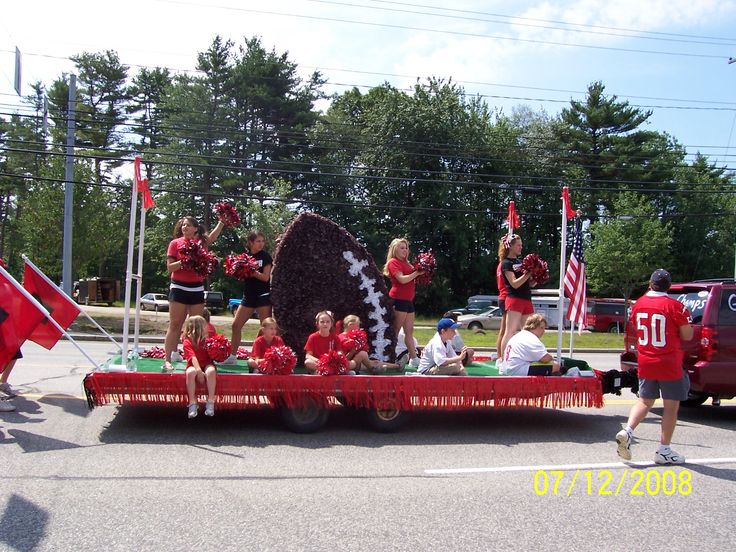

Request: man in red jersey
left=615, top=269, right=693, bottom=464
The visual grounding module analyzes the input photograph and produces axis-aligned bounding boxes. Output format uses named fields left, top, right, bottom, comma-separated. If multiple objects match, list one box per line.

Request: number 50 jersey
left=630, top=291, right=691, bottom=380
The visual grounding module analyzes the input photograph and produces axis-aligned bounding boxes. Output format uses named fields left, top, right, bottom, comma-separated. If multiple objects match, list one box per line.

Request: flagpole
left=556, top=195, right=568, bottom=362
left=121, top=168, right=139, bottom=369
left=569, top=320, right=575, bottom=355
left=0, top=266, right=100, bottom=370
left=133, top=205, right=146, bottom=354
left=21, top=254, right=121, bottom=352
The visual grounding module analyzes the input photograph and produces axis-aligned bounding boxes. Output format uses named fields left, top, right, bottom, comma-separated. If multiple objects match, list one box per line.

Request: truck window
left=669, top=290, right=709, bottom=324
left=718, top=291, right=736, bottom=326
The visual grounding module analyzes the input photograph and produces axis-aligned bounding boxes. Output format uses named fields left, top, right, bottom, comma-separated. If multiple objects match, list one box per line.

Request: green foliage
left=587, top=193, right=672, bottom=300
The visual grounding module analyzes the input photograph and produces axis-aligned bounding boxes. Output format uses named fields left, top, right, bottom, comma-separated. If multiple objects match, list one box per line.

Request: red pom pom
left=236, top=346, right=250, bottom=360
left=316, top=350, right=350, bottom=376
left=347, top=329, right=369, bottom=352
left=178, top=239, right=219, bottom=277
left=258, top=345, right=297, bottom=375
left=413, top=251, right=436, bottom=285
left=204, top=334, right=232, bottom=363
left=520, top=254, right=550, bottom=285
left=224, top=252, right=259, bottom=280
left=140, top=346, right=165, bottom=359
left=214, top=202, right=240, bottom=227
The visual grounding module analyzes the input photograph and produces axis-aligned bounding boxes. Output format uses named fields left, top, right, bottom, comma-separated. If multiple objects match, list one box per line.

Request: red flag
left=564, top=218, right=587, bottom=334
left=506, top=201, right=520, bottom=233
left=0, top=268, right=46, bottom=366
left=22, top=261, right=81, bottom=349
left=561, top=187, right=577, bottom=220
left=134, top=156, right=155, bottom=210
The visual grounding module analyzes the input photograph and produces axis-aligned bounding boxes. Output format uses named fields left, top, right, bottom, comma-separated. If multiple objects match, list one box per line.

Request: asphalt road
left=2, top=342, right=735, bottom=551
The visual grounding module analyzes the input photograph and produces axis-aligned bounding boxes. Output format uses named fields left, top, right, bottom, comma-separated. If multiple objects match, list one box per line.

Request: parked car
left=140, top=293, right=169, bottom=312
left=204, top=291, right=225, bottom=313
left=620, top=278, right=736, bottom=406
left=586, top=298, right=627, bottom=333
left=227, top=298, right=261, bottom=318
left=449, top=297, right=498, bottom=316
left=458, top=307, right=503, bottom=330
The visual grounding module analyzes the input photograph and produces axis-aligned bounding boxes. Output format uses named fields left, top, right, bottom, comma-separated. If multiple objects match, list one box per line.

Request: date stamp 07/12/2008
left=533, top=469, right=692, bottom=497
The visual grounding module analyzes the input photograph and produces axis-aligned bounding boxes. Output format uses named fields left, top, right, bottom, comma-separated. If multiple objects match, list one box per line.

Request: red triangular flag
left=23, top=261, right=81, bottom=349
left=0, top=268, right=46, bottom=366
left=562, top=187, right=577, bottom=220
left=507, top=201, right=520, bottom=233
left=134, top=156, right=155, bottom=210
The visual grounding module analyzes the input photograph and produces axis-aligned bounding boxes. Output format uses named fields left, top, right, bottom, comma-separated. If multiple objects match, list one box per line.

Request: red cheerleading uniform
left=182, top=337, right=214, bottom=369
left=304, top=332, right=340, bottom=357
left=251, top=335, right=285, bottom=359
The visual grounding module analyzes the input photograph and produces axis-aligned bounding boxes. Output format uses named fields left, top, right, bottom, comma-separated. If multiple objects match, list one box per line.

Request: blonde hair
left=383, top=238, right=409, bottom=276
left=256, top=316, right=279, bottom=338
left=523, top=313, right=547, bottom=331
left=182, top=315, right=207, bottom=346
left=342, top=314, right=361, bottom=329
left=498, top=234, right=520, bottom=261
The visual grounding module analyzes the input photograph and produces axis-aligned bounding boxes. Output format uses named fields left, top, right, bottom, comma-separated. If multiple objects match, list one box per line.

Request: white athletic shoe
left=187, top=403, right=198, bottom=419
left=654, top=449, right=685, bottom=465
left=0, top=382, right=19, bottom=397
left=408, top=357, right=420, bottom=369
left=204, top=400, right=215, bottom=417
left=171, top=351, right=184, bottom=363
left=616, top=429, right=632, bottom=460
left=219, top=354, right=238, bottom=365
left=0, top=398, right=16, bottom=412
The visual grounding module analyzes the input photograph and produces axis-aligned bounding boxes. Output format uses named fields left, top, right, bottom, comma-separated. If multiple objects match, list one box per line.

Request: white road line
left=425, top=457, right=736, bottom=475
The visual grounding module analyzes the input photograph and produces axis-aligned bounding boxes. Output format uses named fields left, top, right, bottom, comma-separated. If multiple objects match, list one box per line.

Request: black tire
left=365, top=399, right=409, bottom=433
left=681, top=392, right=709, bottom=407
left=280, top=398, right=329, bottom=433
left=607, top=323, right=620, bottom=333
left=468, top=321, right=483, bottom=330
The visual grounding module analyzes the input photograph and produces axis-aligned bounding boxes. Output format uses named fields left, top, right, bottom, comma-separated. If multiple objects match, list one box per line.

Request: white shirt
left=501, top=330, right=548, bottom=376
left=418, top=332, right=457, bottom=374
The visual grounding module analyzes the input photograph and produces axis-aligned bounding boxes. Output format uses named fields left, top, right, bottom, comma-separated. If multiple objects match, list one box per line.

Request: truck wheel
left=681, top=392, right=708, bottom=407
left=365, top=399, right=409, bottom=433
left=280, top=398, right=329, bottom=433
left=468, top=322, right=482, bottom=330
left=607, top=324, right=620, bottom=333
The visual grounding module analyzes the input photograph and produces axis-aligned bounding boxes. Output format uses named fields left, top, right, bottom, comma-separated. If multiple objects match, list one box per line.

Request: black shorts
left=169, top=280, right=205, bottom=305
left=242, top=292, right=271, bottom=309
left=498, top=299, right=506, bottom=315
left=393, top=299, right=415, bottom=313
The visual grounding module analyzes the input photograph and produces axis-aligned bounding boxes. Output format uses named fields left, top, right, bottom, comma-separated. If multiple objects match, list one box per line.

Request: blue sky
left=2, top=0, right=736, bottom=170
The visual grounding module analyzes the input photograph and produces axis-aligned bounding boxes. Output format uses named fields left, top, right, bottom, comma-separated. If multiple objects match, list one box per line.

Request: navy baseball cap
left=650, top=269, right=672, bottom=289
left=437, top=318, right=461, bottom=331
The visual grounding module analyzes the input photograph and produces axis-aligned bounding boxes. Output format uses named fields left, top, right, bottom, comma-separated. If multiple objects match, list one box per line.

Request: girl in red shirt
left=337, top=314, right=399, bottom=374
left=163, top=215, right=224, bottom=371
left=248, top=317, right=285, bottom=372
left=383, top=238, right=423, bottom=368
left=494, top=237, right=510, bottom=360
left=304, top=311, right=342, bottom=374
left=182, top=315, right=217, bottom=419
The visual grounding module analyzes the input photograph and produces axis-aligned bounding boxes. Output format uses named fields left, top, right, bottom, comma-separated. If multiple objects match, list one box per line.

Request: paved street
left=1, top=342, right=735, bottom=551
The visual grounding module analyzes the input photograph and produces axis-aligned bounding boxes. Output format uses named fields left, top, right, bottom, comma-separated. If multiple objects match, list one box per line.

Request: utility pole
left=61, top=74, right=76, bottom=295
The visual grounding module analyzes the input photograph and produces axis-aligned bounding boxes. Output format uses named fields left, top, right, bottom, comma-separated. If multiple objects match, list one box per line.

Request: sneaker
left=654, top=448, right=685, bottom=465
left=564, top=367, right=581, bottom=377
left=408, top=357, right=420, bottom=369
left=490, top=352, right=499, bottom=361
left=397, top=353, right=409, bottom=369
left=0, top=399, right=16, bottom=412
left=161, top=361, right=174, bottom=372
left=219, top=354, right=237, bottom=365
left=187, top=403, right=198, bottom=419
left=0, top=382, right=18, bottom=397
left=204, top=400, right=215, bottom=417
left=171, top=351, right=184, bottom=363
left=616, top=429, right=632, bottom=460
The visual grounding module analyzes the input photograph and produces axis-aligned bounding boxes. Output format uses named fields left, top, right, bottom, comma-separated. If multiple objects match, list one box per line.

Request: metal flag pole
left=556, top=195, right=568, bottom=362
left=120, top=166, right=139, bottom=369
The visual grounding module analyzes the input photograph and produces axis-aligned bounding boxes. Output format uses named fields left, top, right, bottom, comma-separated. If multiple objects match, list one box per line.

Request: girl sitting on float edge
left=182, top=315, right=218, bottom=419
left=248, top=317, right=285, bottom=372
left=337, top=314, right=400, bottom=374
left=304, top=311, right=342, bottom=374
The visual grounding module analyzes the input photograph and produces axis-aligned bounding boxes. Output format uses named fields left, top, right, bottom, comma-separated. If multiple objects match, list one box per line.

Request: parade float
left=80, top=179, right=635, bottom=432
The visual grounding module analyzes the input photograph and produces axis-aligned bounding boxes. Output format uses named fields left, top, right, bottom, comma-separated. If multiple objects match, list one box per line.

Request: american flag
left=564, top=217, right=587, bottom=332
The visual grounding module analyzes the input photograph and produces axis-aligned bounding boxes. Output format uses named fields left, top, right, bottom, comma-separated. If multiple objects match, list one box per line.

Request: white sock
left=624, top=426, right=634, bottom=436
left=657, top=445, right=671, bottom=453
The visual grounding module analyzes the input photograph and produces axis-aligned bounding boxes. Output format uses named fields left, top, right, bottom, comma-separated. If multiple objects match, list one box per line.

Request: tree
left=587, top=193, right=672, bottom=301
